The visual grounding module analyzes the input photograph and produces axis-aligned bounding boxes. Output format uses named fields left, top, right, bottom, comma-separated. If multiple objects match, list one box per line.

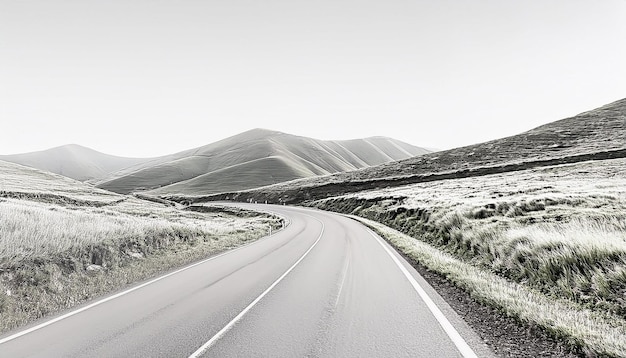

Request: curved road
left=0, top=204, right=493, bottom=357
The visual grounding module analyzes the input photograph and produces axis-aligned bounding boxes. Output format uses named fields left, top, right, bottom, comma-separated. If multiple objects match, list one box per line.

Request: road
left=0, top=204, right=493, bottom=357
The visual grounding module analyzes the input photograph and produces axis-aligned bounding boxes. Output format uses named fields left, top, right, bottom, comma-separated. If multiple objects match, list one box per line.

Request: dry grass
left=489, top=218, right=626, bottom=312
left=0, top=199, right=188, bottom=267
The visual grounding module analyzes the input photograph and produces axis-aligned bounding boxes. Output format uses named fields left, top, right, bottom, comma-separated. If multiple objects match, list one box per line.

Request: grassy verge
left=356, top=217, right=626, bottom=357
left=0, top=184, right=282, bottom=334
left=312, top=158, right=626, bottom=357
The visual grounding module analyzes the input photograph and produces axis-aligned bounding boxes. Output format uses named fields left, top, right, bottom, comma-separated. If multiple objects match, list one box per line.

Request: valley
left=1, top=97, right=625, bottom=357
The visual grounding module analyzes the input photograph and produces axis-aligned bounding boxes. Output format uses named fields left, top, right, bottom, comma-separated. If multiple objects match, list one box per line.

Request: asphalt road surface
left=0, top=204, right=494, bottom=357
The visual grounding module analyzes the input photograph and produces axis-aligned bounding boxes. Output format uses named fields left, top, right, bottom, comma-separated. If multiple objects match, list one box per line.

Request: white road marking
left=367, top=229, right=479, bottom=358
left=188, top=217, right=325, bottom=358
left=334, top=250, right=351, bottom=309
left=0, top=227, right=284, bottom=346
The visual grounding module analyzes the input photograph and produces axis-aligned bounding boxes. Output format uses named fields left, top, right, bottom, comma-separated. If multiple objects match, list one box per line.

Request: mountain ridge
left=96, top=129, right=430, bottom=195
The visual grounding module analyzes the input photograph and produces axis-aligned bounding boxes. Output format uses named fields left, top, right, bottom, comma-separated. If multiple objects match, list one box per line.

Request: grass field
left=0, top=160, right=283, bottom=333
left=313, top=158, right=626, bottom=356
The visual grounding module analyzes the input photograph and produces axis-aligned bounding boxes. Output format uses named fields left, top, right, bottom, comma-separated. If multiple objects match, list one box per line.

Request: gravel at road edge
left=393, top=246, right=586, bottom=358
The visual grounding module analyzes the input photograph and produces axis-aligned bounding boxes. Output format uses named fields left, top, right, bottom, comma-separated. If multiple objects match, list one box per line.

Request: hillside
left=186, top=97, right=626, bottom=204
left=0, top=159, right=123, bottom=205
left=0, top=144, right=148, bottom=182
left=96, top=129, right=430, bottom=195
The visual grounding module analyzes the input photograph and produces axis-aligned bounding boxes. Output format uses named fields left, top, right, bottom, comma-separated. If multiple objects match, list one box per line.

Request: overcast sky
left=2, top=0, right=625, bottom=157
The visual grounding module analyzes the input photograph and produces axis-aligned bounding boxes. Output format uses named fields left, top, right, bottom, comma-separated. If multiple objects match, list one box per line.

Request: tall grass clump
left=379, top=202, right=626, bottom=318
left=0, top=199, right=205, bottom=268
left=492, top=217, right=626, bottom=315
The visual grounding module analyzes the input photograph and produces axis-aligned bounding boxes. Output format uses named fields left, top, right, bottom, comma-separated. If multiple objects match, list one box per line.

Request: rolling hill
left=181, top=97, right=626, bottom=204
left=95, top=129, right=430, bottom=195
left=0, top=159, right=124, bottom=205
left=0, top=144, right=148, bottom=182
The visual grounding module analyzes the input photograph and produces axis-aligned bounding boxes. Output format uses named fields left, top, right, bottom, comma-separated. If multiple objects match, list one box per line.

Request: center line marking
left=188, top=216, right=325, bottom=358
left=334, top=250, right=350, bottom=309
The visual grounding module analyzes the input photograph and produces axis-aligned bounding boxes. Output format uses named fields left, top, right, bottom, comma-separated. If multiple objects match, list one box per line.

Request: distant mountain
left=0, top=144, right=148, bottom=182
left=0, top=159, right=123, bottom=205
left=96, top=129, right=430, bottom=195
left=186, top=97, right=626, bottom=204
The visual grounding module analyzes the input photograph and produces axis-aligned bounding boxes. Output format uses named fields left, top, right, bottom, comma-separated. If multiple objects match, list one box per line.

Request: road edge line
left=367, top=229, right=479, bottom=358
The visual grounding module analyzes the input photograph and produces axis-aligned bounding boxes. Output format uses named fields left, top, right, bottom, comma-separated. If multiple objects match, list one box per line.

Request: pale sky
left=2, top=0, right=626, bottom=157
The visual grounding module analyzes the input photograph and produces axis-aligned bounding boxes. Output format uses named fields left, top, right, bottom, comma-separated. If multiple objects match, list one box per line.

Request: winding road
left=0, top=204, right=493, bottom=357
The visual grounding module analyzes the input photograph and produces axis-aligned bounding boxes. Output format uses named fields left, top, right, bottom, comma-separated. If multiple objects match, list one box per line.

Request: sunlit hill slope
left=95, top=129, right=430, bottom=195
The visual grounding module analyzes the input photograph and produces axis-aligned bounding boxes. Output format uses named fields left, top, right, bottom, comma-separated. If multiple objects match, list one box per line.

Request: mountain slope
left=185, top=97, right=626, bottom=203
left=0, top=144, right=148, bottom=182
left=149, top=156, right=315, bottom=195
left=96, top=129, right=430, bottom=195
left=351, top=96, right=626, bottom=180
